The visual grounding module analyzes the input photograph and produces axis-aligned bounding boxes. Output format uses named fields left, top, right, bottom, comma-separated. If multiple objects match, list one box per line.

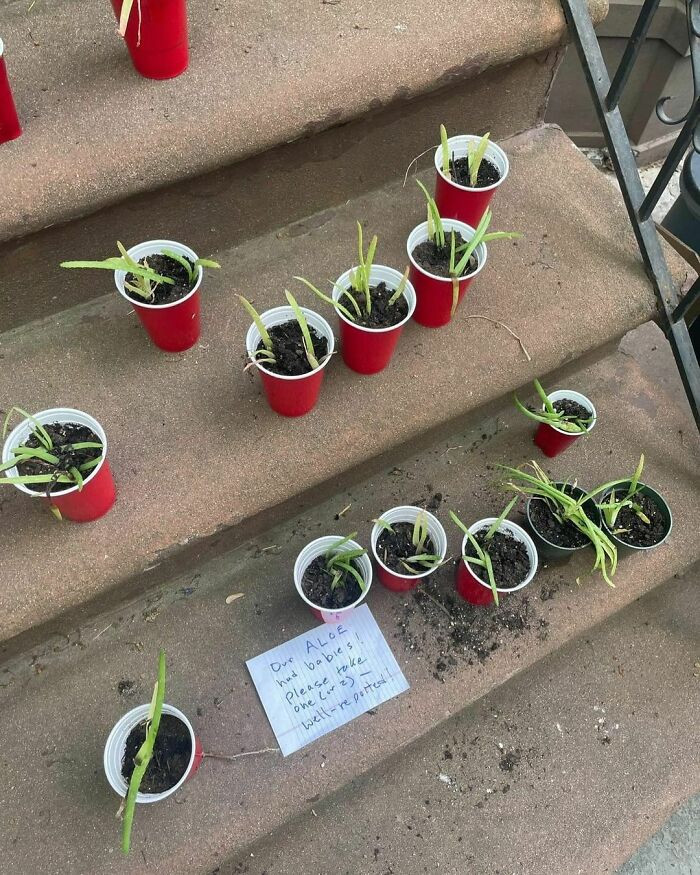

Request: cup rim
left=293, top=535, right=372, bottom=612
left=246, top=306, right=335, bottom=381
left=371, top=506, right=448, bottom=581
left=332, top=265, right=417, bottom=334
left=433, top=134, right=510, bottom=193
left=599, top=481, right=673, bottom=550
left=460, top=518, right=538, bottom=592
left=406, top=220, right=488, bottom=284
left=114, top=239, right=203, bottom=311
left=543, top=389, right=597, bottom=436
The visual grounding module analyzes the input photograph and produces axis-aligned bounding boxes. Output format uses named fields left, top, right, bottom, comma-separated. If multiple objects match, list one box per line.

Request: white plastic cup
left=245, top=306, right=335, bottom=379
left=331, top=265, right=417, bottom=332
left=294, top=535, right=372, bottom=624
left=113, top=239, right=202, bottom=311
left=406, top=220, right=488, bottom=283
left=103, top=703, right=197, bottom=804
left=543, top=389, right=597, bottom=436
left=459, top=518, right=538, bottom=597
left=371, top=506, right=448, bottom=592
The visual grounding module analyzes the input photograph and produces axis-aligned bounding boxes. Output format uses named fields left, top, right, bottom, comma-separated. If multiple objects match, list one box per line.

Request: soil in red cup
left=371, top=506, right=448, bottom=592
left=122, top=713, right=194, bottom=793
left=110, top=0, right=189, bottom=80
left=246, top=306, right=334, bottom=417
left=114, top=242, right=203, bottom=353
left=456, top=520, right=537, bottom=606
left=0, top=38, right=22, bottom=144
left=294, top=535, right=372, bottom=623
left=332, top=266, right=416, bottom=374
left=434, top=135, right=509, bottom=227
left=2, top=410, right=116, bottom=523
left=407, top=220, right=486, bottom=327
left=533, top=390, right=596, bottom=458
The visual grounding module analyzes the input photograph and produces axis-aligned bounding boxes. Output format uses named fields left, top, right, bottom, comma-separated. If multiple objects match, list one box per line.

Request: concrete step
left=0, top=124, right=689, bottom=656
left=216, top=572, right=700, bottom=875
left=0, top=331, right=697, bottom=874
left=0, top=0, right=607, bottom=329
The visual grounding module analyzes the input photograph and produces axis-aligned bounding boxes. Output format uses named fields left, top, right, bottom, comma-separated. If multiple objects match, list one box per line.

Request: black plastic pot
left=599, top=482, right=673, bottom=556
left=525, top=483, right=601, bottom=561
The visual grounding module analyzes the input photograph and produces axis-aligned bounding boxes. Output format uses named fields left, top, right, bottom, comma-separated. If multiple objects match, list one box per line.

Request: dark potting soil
left=449, top=155, right=501, bottom=188
left=14, top=422, right=102, bottom=495
left=552, top=398, right=592, bottom=426
left=339, top=282, right=409, bottom=329
left=376, top=521, right=438, bottom=576
left=612, top=492, right=667, bottom=547
left=412, top=231, right=478, bottom=280
left=529, top=488, right=595, bottom=549
left=125, top=252, right=195, bottom=306
left=465, top=528, right=531, bottom=589
left=257, top=320, right=329, bottom=376
left=301, top=554, right=363, bottom=609
left=121, top=713, right=192, bottom=794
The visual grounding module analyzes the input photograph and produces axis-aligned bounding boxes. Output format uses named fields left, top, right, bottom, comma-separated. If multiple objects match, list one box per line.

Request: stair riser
left=0, top=53, right=558, bottom=333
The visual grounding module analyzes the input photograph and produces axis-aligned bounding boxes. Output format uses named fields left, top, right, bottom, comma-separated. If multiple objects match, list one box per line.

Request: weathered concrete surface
left=217, top=573, right=700, bottom=875
left=0, top=125, right=689, bottom=652
left=616, top=793, right=700, bottom=874
left=0, top=53, right=559, bottom=331
left=0, top=380, right=695, bottom=874
left=0, top=0, right=607, bottom=243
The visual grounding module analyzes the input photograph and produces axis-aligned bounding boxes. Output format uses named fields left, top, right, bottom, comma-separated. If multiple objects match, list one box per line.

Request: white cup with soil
left=104, top=703, right=202, bottom=804
left=294, top=534, right=373, bottom=624
left=455, top=516, right=538, bottom=606
left=533, top=389, right=597, bottom=457
left=371, top=505, right=448, bottom=592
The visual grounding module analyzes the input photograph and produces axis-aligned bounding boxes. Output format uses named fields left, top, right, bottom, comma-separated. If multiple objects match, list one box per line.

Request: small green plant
left=439, top=125, right=491, bottom=187
left=582, top=455, right=650, bottom=534
left=374, top=511, right=443, bottom=575
left=449, top=498, right=518, bottom=606
left=499, top=461, right=618, bottom=585
left=323, top=533, right=367, bottom=593
left=121, top=649, right=166, bottom=855
left=1, top=407, right=103, bottom=512
left=238, top=291, right=323, bottom=371
left=60, top=243, right=219, bottom=303
left=415, top=180, right=520, bottom=316
left=513, top=379, right=594, bottom=434
left=294, top=223, right=410, bottom=323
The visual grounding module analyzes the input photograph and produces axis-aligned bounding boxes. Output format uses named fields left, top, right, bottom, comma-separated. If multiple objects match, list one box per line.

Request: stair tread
left=0, top=124, right=687, bottom=648
left=0, top=333, right=698, bottom=874
left=0, top=0, right=606, bottom=242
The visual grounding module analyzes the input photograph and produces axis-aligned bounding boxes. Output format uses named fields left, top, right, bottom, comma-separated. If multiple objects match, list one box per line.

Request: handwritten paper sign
left=246, top=605, right=409, bottom=756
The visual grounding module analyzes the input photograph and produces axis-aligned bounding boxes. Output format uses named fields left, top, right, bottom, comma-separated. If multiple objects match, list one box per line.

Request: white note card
left=246, top=605, right=409, bottom=756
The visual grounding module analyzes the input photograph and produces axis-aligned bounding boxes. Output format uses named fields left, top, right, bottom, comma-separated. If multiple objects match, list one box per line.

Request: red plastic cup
left=246, top=306, right=335, bottom=417
left=406, top=220, right=487, bottom=327
left=294, top=535, right=372, bottom=624
left=434, top=135, right=509, bottom=227
left=0, top=38, right=22, bottom=145
left=371, top=506, right=448, bottom=592
left=533, top=389, right=597, bottom=458
left=110, top=0, right=188, bottom=80
left=455, top=519, right=538, bottom=606
left=332, top=265, right=416, bottom=374
left=2, top=408, right=116, bottom=523
left=114, top=239, right=202, bottom=353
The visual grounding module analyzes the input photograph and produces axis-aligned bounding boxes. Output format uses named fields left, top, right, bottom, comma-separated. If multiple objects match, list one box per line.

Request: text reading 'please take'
left=246, top=605, right=409, bottom=756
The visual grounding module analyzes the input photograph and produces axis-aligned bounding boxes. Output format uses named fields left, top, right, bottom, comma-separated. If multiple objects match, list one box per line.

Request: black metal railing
left=560, top=0, right=700, bottom=430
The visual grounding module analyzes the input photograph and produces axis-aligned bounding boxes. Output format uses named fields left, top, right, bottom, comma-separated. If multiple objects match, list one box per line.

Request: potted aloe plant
left=434, top=126, right=510, bottom=227
left=585, top=455, right=672, bottom=554
left=103, top=650, right=203, bottom=855
left=295, top=223, right=416, bottom=375
left=514, top=378, right=596, bottom=457
left=61, top=240, right=220, bottom=353
left=1, top=406, right=116, bottom=522
left=0, top=37, right=22, bottom=145
left=500, top=462, right=617, bottom=583
left=407, top=182, right=520, bottom=327
left=110, top=0, right=189, bottom=80
left=450, top=499, right=538, bottom=606
left=240, top=291, right=334, bottom=417
left=294, top=533, right=373, bottom=623
left=371, top=505, right=447, bottom=592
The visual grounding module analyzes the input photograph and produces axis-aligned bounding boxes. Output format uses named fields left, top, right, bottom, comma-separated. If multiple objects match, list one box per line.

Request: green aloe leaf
left=440, top=123, right=450, bottom=176
left=294, top=276, right=357, bottom=323
left=238, top=295, right=274, bottom=353
left=284, top=290, right=319, bottom=370
left=468, top=132, right=491, bottom=187
left=388, top=266, right=410, bottom=307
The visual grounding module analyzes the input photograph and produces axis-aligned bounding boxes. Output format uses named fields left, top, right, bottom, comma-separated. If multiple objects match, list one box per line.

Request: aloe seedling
left=582, top=455, right=650, bottom=533
left=284, top=290, right=319, bottom=370
left=121, top=649, right=166, bottom=855
left=514, top=379, right=594, bottom=434
left=499, top=461, right=618, bottom=586
left=449, top=498, right=518, bottom=606
left=415, top=180, right=520, bottom=316
left=238, top=291, right=323, bottom=371
left=294, top=224, right=410, bottom=324
left=374, top=511, right=443, bottom=575
left=61, top=243, right=219, bottom=303
left=323, top=533, right=367, bottom=593
left=1, top=407, right=103, bottom=512
left=439, top=125, right=492, bottom=187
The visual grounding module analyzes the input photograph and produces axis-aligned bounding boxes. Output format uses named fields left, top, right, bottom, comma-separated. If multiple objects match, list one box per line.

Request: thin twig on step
left=464, top=315, right=531, bottom=361
left=202, top=747, right=280, bottom=761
